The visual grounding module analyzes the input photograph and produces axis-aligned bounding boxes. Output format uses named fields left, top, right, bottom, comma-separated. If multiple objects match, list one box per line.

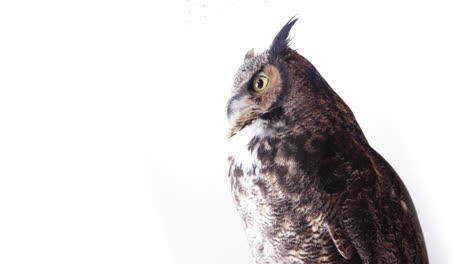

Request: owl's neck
left=227, top=119, right=270, bottom=158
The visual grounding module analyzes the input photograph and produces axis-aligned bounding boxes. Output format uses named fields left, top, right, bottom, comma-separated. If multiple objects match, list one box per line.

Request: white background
left=1, top=0, right=467, bottom=263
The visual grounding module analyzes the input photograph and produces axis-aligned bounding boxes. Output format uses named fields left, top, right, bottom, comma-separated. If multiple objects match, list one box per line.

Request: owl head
left=227, top=18, right=363, bottom=140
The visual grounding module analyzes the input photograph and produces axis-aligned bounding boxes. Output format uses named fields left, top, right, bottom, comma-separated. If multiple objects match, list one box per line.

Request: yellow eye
left=253, top=76, right=269, bottom=92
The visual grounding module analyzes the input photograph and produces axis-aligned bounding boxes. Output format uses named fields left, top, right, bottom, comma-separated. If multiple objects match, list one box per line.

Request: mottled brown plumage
left=226, top=18, right=428, bottom=264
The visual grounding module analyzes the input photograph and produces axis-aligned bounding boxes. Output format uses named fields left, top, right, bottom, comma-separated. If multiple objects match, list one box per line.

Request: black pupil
left=256, top=78, right=264, bottom=89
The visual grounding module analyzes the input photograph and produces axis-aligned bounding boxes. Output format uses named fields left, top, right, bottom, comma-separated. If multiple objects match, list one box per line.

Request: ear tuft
left=269, top=17, right=298, bottom=60
left=244, top=48, right=255, bottom=61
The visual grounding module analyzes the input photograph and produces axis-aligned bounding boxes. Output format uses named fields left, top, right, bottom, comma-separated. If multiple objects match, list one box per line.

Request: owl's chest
left=228, top=122, right=328, bottom=262
left=227, top=120, right=300, bottom=209
left=227, top=120, right=278, bottom=205
left=227, top=121, right=282, bottom=258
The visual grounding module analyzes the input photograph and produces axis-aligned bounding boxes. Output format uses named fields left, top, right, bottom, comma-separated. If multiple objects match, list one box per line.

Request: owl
left=227, top=18, right=429, bottom=264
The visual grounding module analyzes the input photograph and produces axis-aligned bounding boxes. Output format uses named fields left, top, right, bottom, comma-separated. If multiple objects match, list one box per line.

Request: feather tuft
left=269, top=17, right=298, bottom=60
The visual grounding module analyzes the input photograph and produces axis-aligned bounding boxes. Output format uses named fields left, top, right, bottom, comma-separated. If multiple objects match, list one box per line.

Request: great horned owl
left=227, top=18, right=429, bottom=264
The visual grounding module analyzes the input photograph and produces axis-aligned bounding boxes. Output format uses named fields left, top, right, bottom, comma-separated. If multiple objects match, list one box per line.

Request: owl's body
left=229, top=119, right=347, bottom=264
left=227, top=18, right=428, bottom=264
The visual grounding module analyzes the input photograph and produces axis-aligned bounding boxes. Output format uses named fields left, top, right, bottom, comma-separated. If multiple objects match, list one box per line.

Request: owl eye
left=253, top=76, right=269, bottom=92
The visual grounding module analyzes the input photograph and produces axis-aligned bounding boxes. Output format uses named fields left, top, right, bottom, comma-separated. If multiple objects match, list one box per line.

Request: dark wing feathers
left=334, top=137, right=429, bottom=264
left=327, top=223, right=354, bottom=260
left=314, top=133, right=427, bottom=263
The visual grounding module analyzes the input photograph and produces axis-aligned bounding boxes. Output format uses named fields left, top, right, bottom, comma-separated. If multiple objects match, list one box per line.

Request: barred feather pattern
left=226, top=18, right=428, bottom=264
